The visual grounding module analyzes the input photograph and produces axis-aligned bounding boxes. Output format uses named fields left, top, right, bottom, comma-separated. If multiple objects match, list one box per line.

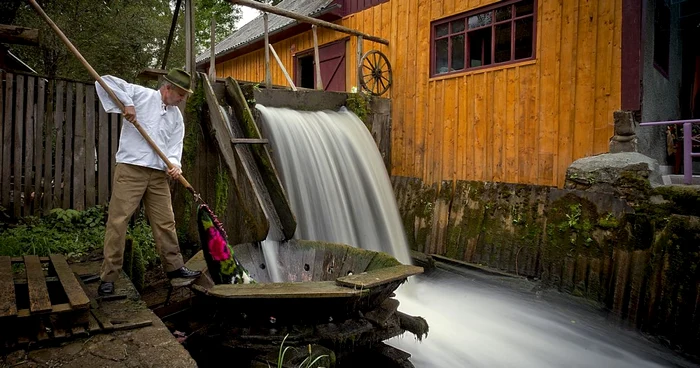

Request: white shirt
left=95, top=75, right=184, bottom=171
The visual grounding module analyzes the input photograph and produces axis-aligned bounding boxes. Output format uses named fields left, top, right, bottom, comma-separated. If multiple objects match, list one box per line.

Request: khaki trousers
left=101, top=163, right=184, bottom=282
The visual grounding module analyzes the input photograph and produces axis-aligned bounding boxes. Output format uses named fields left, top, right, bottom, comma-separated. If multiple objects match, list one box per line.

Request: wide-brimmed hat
left=163, top=68, right=193, bottom=94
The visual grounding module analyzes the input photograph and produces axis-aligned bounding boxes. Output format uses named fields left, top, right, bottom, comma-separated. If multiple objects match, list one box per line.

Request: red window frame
left=430, top=0, right=537, bottom=77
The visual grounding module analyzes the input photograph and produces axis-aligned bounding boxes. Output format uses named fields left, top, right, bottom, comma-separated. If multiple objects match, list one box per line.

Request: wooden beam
left=185, top=0, right=196, bottom=86
left=264, top=12, right=271, bottom=88
left=231, top=138, right=269, bottom=144
left=269, top=44, right=297, bottom=91
left=205, top=281, right=369, bottom=299
left=49, top=254, right=90, bottom=310
left=335, top=265, right=423, bottom=289
left=0, top=256, right=17, bottom=318
left=208, top=17, right=216, bottom=82
left=227, top=0, right=389, bottom=45
left=0, top=25, right=39, bottom=46
left=312, top=25, right=323, bottom=90
left=24, top=255, right=52, bottom=314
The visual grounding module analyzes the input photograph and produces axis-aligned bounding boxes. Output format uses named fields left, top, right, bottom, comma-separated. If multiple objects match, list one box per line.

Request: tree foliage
left=7, top=0, right=251, bottom=82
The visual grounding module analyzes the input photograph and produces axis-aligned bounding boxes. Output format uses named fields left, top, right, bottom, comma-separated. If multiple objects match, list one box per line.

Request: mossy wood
left=224, top=77, right=296, bottom=240
left=201, top=75, right=271, bottom=239
left=195, top=281, right=369, bottom=299
left=335, top=265, right=423, bottom=289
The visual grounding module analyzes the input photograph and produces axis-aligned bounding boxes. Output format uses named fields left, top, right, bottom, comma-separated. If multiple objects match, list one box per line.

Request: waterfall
left=256, top=105, right=410, bottom=265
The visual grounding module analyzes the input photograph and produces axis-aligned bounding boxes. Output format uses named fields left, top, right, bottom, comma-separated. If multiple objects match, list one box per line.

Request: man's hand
left=167, top=166, right=182, bottom=181
left=123, top=105, right=137, bottom=123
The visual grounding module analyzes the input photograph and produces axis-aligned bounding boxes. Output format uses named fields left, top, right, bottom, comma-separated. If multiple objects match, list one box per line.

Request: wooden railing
left=0, top=71, right=122, bottom=218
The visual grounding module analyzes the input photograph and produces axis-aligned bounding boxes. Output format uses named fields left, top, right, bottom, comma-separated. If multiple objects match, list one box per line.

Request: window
left=653, top=1, right=670, bottom=77
left=431, top=0, right=536, bottom=76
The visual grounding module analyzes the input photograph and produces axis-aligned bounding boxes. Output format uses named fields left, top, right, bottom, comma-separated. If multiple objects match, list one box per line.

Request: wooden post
left=356, top=35, right=363, bottom=92
left=0, top=25, right=39, bottom=46
left=312, top=25, right=322, bottom=90
left=185, top=0, right=196, bottom=88
left=264, top=12, right=271, bottom=88
left=209, top=17, right=217, bottom=82
left=227, top=0, right=389, bottom=45
left=269, top=44, right=297, bottom=91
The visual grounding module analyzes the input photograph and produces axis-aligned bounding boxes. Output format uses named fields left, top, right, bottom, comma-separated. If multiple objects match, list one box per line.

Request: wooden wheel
left=359, top=50, right=392, bottom=96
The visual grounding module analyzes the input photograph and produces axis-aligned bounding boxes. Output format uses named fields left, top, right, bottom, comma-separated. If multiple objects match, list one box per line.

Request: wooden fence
left=0, top=71, right=122, bottom=218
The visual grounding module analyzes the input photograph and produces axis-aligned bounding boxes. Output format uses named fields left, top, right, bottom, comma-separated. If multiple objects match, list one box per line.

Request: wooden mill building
left=199, top=0, right=700, bottom=188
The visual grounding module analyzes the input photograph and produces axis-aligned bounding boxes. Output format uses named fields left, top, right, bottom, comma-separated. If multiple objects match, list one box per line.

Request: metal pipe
left=684, top=123, right=692, bottom=185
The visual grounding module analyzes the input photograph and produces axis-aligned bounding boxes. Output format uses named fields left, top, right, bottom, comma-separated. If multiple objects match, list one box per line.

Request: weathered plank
left=0, top=72, right=4, bottom=208
left=23, top=76, right=35, bottom=216
left=24, top=255, right=52, bottom=314
left=34, top=78, right=46, bottom=215
left=53, top=81, right=65, bottom=208
left=42, top=79, right=54, bottom=212
left=85, top=85, right=96, bottom=207
left=73, top=83, right=85, bottom=210
left=364, top=298, right=399, bottom=326
left=63, top=83, right=74, bottom=209
left=49, top=254, right=89, bottom=310
left=336, top=265, right=423, bottom=289
left=97, top=104, right=109, bottom=204
left=11, top=256, right=49, bottom=263
left=0, top=256, right=17, bottom=318
left=206, top=281, right=369, bottom=299
left=13, top=74, right=24, bottom=217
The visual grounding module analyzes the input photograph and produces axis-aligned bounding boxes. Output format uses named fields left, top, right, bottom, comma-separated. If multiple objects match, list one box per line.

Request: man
left=96, top=68, right=201, bottom=296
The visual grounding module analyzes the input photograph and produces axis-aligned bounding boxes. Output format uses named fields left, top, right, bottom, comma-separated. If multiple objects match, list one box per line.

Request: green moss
left=598, top=212, right=620, bottom=229
left=345, top=92, right=371, bottom=128
left=214, top=168, right=229, bottom=217
left=123, top=236, right=146, bottom=291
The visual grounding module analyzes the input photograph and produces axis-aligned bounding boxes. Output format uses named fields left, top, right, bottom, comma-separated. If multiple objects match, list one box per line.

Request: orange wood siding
left=215, top=0, right=621, bottom=188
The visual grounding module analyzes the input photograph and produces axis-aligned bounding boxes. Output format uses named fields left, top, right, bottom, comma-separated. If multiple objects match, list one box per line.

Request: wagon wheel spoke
left=377, top=76, right=386, bottom=93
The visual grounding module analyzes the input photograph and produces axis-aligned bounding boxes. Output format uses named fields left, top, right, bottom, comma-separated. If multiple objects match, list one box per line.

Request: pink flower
left=207, top=228, right=230, bottom=261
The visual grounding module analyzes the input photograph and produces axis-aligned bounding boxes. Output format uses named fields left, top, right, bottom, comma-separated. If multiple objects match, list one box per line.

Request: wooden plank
left=85, top=84, right=96, bottom=207
left=0, top=72, right=3, bottom=206
left=442, top=78, right=456, bottom=180
left=593, top=0, right=616, bottom=155
left=0, top=256, right=17, bottom=318
left=24, top=76, right=35, bottom=216
left=364, top=298, right=399, bottom=326
left=24, top=255, right=52, bottom=314
left=558, top=0, right=579, bottom=187
left=573, top=0, right=598, bottom=163
left=63, top=83, right=74, bottom=209
left=492, top=71, right=506, bottom=182
left=11, top=256, right=49, bottom=263
left=0, top=25, right=39, bottom=46
left=13, top=74, right=24, bottom=217
left=414, top=0, right=428, bottom=179
left=230, top=138, right=269, bottom=144
left=206, top=281, right=369, bottom=299
left=53, top=81, right=65, bottom=208
left=49, top=254, right=89, bottom=310
left=0, top=73, right=10, bottom=208
left=336, top=265, right=423, bottom=289
left=34, top=78, right=45, bottom=215
left=42, top=76, right=54, bottom=212
left=73, top=83, right=85, bottom=210
left=97, top=104, right=109, bottom=204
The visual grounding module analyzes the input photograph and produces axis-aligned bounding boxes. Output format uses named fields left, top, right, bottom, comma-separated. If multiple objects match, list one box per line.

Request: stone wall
left=392, top=153, right=700, bottom=354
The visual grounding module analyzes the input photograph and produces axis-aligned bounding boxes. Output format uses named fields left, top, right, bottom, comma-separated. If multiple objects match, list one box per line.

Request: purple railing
left=639, top=119, right=700, bottom=185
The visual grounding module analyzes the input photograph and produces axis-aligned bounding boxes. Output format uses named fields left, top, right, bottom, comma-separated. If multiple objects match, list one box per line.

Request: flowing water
left=254, top=105, right=693, bottom=368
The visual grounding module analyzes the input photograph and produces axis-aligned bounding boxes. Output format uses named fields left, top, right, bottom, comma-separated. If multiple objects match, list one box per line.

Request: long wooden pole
left=227, top=0, right=389, bottom=45
left=27, top=0, right=199, bottom=198
left=312, top=25, right=322, bottom=90
left=208, top=17, right=217, bottom=82
left=268, top=44, right=297, bottom=91
left=264, top=12, right=271, bottom=88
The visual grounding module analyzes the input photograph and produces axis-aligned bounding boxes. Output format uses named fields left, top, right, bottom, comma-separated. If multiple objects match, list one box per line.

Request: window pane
left=516, top=0, right=534, bottom=16
left=436, top=38, right=449, bottom=74
left=494, top=23, right=512, bottom=63
left=515, top=17, right=534, bottom=59
left=468, top=12, right=492, bottom=29
left=451, top=19, right=466, bottom=33
left=436, top=23, right=449, bottom=37
left=468, top=28, right=492, bottom=67
left=451, top=34, right=465, bottom=71
left=495, top=5, right=513, bottom=21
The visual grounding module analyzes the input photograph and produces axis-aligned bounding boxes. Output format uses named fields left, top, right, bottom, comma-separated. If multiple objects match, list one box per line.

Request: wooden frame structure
left=226, top=0, right=389, bottom=91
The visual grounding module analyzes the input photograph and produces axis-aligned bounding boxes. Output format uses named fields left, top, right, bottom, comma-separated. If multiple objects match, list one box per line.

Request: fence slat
left=13, top=75, right=24, bottom=217
left=24, top=76, right=35, bottom=216
left=62, top=83, right=73, bottom=209
left=85, top=85, right=95, bottom=208
left=98, top=105, right=109, bottom=204
left=1, top=74, right=10, bottom=208
left=53, top=81, right=65, bottom=209
left=73, top=83, right=85, bottom=211
left=34, top=78, right=45, bottom=215
left=0, top=72, right=3, bottom=206
left=43, top=80, right=54, bottom=213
